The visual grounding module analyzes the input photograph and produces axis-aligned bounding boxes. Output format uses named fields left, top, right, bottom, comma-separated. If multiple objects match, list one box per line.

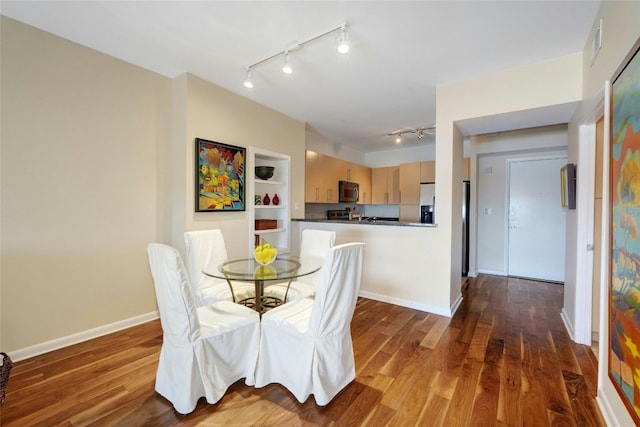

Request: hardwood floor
left=1, top=274, right=605, bottom=426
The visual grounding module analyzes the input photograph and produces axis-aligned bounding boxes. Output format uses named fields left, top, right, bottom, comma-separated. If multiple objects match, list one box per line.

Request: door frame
left=505, top=154, right=568, bottom=278
left=571, top=124, right=596, bottom=345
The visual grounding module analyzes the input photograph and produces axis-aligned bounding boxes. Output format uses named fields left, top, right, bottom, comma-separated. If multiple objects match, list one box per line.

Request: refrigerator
left=420, top=181, right=470, bottom=276
left=419, top=182, right=435, bottom=225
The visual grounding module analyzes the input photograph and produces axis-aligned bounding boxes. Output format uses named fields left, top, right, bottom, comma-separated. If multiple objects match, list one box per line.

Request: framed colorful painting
left=195, top=138, right=246, bottom=212
left=609, top=37, right=640, bottom=423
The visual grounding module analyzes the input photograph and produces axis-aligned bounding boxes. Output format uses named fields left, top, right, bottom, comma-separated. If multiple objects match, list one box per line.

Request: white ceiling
left=1, top=1, right=601, bottom=152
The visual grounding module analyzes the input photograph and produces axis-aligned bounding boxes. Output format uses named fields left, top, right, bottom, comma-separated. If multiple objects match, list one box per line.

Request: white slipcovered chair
left=264, top=229, right=336, bottom=302
left=184, top=229, right=255, bottom=306
left=255, top=242, right=365, bottom=405
left=147, top=243, right=260, bottom=414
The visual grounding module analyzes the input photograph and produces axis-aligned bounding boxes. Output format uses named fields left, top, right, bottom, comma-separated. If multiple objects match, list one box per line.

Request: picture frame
left=195, top=138, right=246, bottom=212
left=560, top=163, right=576, bottom=209
left=608, top=37, right=640, bottom=424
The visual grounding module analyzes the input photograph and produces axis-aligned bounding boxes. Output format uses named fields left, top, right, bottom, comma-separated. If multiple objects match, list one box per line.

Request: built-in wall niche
left=249, top=147, right=291, bottom=256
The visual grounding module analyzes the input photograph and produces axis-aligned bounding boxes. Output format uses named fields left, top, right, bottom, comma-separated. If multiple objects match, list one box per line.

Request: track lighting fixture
left=388, top=126, right=435, bottom=144
left=282, top=51, right=293, bottom=74
left=243, top=67, right=254, bottom=88
left=243, top=22, right=349, bottom=88
left=337, top=25, right=350, bottom=54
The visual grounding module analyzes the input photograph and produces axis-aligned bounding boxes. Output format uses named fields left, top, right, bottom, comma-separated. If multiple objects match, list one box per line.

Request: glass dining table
left=203, top=256, right=323, bottom=314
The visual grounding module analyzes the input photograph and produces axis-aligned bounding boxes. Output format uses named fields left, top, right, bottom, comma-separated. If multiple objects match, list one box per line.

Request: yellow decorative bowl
left=254, top=242, right=277, bottom=266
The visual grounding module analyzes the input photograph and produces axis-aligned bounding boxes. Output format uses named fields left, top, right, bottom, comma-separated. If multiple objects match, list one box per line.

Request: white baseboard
left=476, top=269, right=507, bottom=276
left=358, top=290, right=454, bottom=317
left=560, top=307, right=576, bottom=342
left=596, top=392, right=619, bottom=427
left=450, top=293, right=463, bottom=315
left=11, top=311, right=159, bottom=362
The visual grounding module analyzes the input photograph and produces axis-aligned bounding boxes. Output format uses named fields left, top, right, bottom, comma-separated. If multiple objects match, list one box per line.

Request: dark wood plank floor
left=1, top=274, right=605, bottom=426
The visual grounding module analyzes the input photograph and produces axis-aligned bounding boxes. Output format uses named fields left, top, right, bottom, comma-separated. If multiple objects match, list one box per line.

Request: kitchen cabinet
left=251, top=147, right=290, bottom=255
left=372, top=166, right=399, bottom=204
left=351, top=164, right=371, bottom=204
left=399, top=162, right=421, bottom=204
left=420, top=161, right=435, bottom=182
left=305, top=150, right=371, bottom=204
left=329, top=156, right=371, bottom=204
left=305, top=151, right=337, bottom=203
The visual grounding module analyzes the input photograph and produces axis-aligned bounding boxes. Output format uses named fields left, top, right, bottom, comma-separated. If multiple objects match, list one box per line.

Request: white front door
left=508, top=157, right=567, bottom=282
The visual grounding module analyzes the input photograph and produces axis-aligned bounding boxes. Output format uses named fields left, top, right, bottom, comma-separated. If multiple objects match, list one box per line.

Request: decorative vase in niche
left=272, top=193, right=280, bottom=206
left=263, top=193, right=271, bottom=205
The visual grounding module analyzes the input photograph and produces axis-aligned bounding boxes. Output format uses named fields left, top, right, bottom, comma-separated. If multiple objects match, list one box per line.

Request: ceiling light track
left=387, top=126, right=435, bottom=144
left=243, top=22, right=349, bottom=88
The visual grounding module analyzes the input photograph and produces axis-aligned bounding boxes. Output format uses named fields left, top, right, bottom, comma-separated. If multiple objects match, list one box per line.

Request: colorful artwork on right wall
left=609, top=37, right=640, bottom=424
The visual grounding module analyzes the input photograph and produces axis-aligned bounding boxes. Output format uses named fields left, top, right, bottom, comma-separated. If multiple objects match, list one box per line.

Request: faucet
left=346, top=206, right=358, bottom=221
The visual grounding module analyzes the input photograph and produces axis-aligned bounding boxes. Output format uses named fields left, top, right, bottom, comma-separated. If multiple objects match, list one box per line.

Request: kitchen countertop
left=292, top=218, right=437, bottom=227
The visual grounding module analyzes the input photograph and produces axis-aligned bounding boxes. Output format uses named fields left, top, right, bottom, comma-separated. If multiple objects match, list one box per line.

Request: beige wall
left=1, top=17, right=172, bottom=352
left=306, top=126, right=366, bottom=165
left=177, top=73, right=306, bottom=258
left=0, top=18, right=305, bottom=357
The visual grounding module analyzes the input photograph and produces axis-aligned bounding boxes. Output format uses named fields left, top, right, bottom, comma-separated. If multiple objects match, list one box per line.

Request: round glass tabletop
left=203, top=256, right=323, bottom=282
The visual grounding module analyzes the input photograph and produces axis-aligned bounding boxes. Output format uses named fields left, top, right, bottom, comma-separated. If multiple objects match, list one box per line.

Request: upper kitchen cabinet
left=305, top=150, right=371, bottom=204
left=372, top=166, right=399, bottom=204
left=305, top=151, right=337, bottom=203
left=329, top=156, right=371, bottom=204
left=420, top=161, right=435, bottom=182
left=351, top=164, right=371, bottom=204
left=399, top=162, right=421, bottom=205
left=251, top=147, right=290, bottom=255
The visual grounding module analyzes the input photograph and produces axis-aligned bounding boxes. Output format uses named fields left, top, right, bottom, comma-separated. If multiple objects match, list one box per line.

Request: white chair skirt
left=155, top=301, right=260, bottom=414
left=254, top=298, right=356, bottom=405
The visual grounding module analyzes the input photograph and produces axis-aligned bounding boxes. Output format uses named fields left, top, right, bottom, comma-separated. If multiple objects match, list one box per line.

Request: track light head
left=388, top=125, right=434, bottom=144
left=243, top=67, right=254, bottom=88
left=282, top=51, right=293, bottom=74
left=337, top=25, right=349, bottom=54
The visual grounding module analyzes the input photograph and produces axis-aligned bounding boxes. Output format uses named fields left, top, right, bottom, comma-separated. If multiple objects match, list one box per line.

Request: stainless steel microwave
left=338, top=180, right=359, bottom=203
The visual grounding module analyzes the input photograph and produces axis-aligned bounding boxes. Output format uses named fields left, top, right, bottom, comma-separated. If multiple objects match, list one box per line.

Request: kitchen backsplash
left=305, top=203, right=400, bottom=219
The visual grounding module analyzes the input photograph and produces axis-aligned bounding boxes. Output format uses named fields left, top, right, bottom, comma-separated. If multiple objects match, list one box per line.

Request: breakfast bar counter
left=292, top=218, right=437, bottom=227
left=291, top=219, right=459, bottom=318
